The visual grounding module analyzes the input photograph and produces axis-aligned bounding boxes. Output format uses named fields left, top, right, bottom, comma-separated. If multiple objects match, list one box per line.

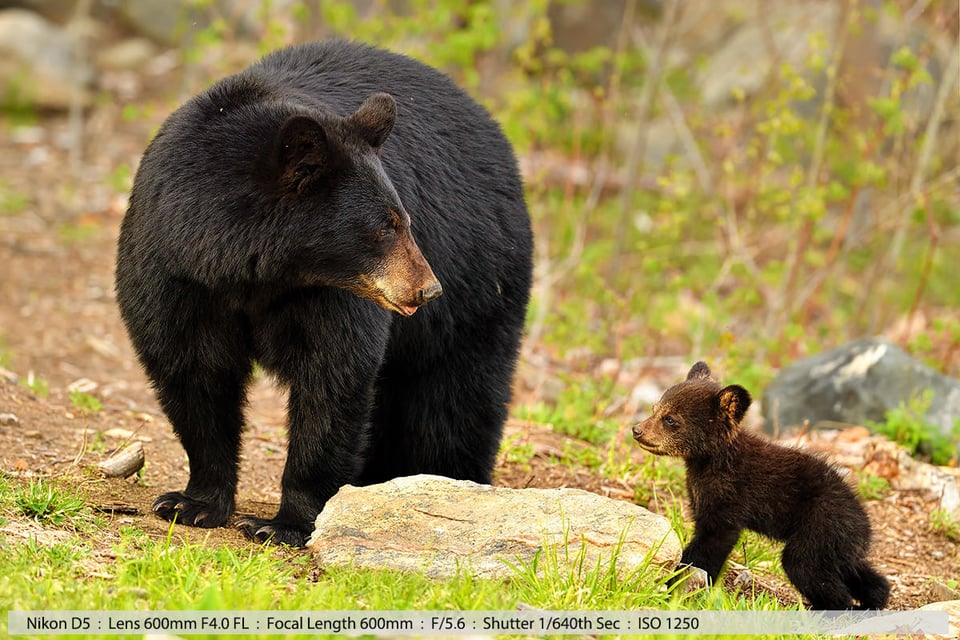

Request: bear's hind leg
left=361, top=351, right=510, bottom=486
left=781, top=542, right=854, bottom=609
left=846, top=562, right=890, bottom=610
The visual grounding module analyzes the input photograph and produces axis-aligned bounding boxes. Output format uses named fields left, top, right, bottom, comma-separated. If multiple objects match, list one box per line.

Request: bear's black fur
left=633, top=362, right=890, bottom=610
left=116, top=40, right=533, bottom=546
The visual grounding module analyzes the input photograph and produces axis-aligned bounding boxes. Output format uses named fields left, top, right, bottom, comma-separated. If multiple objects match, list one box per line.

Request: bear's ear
left=349, top=93, right=396, bottom=150
left=687, top=361, right=712, bottom=381
left=718, top=384, right=751, bottom=425
left=276, top=115, right=330, bottom=192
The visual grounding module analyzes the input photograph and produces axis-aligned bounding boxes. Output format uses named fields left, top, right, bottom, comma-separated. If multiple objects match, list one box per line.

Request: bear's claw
left=152, top=491, right=232, bottom=529
left=236, top=516, right=309, bottom=547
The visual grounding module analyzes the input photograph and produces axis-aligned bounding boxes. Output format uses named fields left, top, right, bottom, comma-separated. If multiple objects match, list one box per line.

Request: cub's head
left=632, top=361, right=751, bottom=460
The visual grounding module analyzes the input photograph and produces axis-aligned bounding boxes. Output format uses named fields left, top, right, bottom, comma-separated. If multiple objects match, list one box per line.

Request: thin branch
left=888, top=33, right=959, bottom=264
left=611, top=0, right=682, bottom=268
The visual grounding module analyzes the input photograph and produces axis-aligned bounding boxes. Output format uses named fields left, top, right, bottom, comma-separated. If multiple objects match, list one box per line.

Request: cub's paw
left=152, top=491, right=233, bottom=528
left=236, top=516, right=311, bottom=547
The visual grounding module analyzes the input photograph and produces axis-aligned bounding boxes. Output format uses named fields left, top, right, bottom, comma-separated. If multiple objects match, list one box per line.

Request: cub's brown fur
left=633, top=362, right=889, bottom=610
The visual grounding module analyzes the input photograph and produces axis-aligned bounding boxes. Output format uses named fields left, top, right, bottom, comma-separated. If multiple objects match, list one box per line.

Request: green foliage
left=632, top=456, right=686, bottom=510
left=856, top=472, right=891, bottom=501
left=21, top=372, right=49, bottom=398
left=69, top=391, right=103, bottom=415
left=514, top=375, right=623, bottom=445
left=0, top=180, right=27, bottom=216
left=0, top=335, right=11, bottom=369
left=109, top=163, right=133, bottom=194
left=498, top=433, right=536, bottom=468
left=867, top=391, right=960, bottom=465
left=929, top=508, right=960, bottom=542
left=58, top=221, right=101, bottom=245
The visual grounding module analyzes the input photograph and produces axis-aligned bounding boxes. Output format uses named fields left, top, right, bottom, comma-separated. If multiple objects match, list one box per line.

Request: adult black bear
left=633, top=362, right=889, bottom=610
left=116, top=40, right=533, bottom=547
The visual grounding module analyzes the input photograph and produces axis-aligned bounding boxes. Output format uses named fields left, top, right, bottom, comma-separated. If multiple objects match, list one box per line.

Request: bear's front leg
left=236, top=381, right=375, bottom=546
left=675, top=519, right=742, bottom=586
left=237, top=295, right=389, bottom=546
left=149, top=362, right=250, bottom=529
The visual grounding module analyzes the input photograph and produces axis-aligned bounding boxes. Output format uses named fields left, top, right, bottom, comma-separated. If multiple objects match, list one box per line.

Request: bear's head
left=265, top=92, right=441, bottom=316
left=632, top=361, right=751, bottom=460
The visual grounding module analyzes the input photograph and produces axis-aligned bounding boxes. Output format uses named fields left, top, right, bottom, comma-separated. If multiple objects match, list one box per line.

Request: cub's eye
left=662, top=415, right=677, bottom=427
left=376, top=227, right=396, bottom=242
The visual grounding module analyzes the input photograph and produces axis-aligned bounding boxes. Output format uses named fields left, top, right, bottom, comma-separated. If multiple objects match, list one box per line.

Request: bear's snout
left=418, top=280, right=443, bottom=304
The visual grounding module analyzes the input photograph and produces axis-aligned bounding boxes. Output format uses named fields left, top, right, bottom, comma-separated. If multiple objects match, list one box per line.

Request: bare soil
left=0, top=98, right=956, bottom=612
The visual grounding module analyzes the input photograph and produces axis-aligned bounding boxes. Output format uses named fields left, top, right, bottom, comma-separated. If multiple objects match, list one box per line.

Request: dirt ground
left=0, top=98, right=957, bottom=612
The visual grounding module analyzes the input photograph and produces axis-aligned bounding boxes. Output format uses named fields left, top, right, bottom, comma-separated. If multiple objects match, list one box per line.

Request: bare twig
left=888, top=34, right=959, bottom=265
left=67, top=0, right=93, bottom=177
left=98, top=442, right=145, bottom=479
left=612, top=0, right=683, bottom=269
left=768, top=0, right=855, bottom=337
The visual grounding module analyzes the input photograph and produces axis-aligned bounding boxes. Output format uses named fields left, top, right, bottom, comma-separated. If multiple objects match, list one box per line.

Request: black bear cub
left=116, top=40, right=533, bottom=547
left=633, top=362, right=889, bottom=610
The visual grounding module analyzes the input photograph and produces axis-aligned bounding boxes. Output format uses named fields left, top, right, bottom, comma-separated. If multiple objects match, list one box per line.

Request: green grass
left=0, top=476, right=813, bottom=639
left=867, top=391, right=960, bottom=466
left=20, top=372, right=49, bottom=398
left=69, top=391, right=103, bottom=415
left=11, top=479, right=100, bottom=531
left=929, top=508, right=960, bottom=542
left=0, top=180, right=27, bottom=216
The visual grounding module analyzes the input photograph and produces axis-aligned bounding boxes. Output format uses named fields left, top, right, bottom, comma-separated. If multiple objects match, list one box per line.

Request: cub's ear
left=687, top=361, right=712, bottom=381
left=349, top=93, right=396, bottom=150
left=276, top=115, right=330, bottom=193
left=718, top=384, right=751, bottom=425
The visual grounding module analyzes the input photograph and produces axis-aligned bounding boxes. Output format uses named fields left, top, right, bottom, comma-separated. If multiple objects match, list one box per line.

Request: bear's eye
left=376, top=227, right=396, bottom=242
left=662, top=415, right=677, bottom=427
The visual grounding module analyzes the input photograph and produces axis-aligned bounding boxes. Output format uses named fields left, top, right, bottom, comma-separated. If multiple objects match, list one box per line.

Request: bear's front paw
left=152, top=491, right=233, bottom=528
left=236, top=516, right=311, bottom=547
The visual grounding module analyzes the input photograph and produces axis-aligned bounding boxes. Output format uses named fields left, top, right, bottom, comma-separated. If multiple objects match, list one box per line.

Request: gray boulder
left=762, top=337, right=960, bottom=440
left=307, top=474, right=681, bottom=580
left=0, top=9, right=95, bottom=110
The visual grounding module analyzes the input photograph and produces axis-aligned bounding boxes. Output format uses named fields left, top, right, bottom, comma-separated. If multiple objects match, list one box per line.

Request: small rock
left=308, top=474, right=681, bottom=580
left=67, top=378, right=98, bottom=393
left=96, top=37, right=158, bottom=70
left=103, top=428, right=135, bottom=439
left=0, top=413, right=19, bottom=426
left=732, top=569, right=754, bottom=590
left=678, top=566, right=710, bottom=592
left=932, top=581, right=960, bottom=601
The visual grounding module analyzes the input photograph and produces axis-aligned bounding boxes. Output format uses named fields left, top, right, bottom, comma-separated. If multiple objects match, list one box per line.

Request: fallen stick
left=98, top=441, right=144, bottom=478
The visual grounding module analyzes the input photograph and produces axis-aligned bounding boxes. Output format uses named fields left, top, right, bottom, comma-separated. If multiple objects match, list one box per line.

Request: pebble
left=733, top=569, right=754, bottom=589
left=0, top=413, right=20, bottom=426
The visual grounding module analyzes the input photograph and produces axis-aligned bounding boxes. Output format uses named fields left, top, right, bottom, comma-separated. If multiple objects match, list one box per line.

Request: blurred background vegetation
left=1, top=0, right=958, bottom=445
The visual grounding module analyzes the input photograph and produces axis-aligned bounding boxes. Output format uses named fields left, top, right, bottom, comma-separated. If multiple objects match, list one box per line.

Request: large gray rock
left=0, top=9, right=95, bottom=110
left=762, top=338, right=960, bottom=439
left=918, top=600, right=959, bottom=640
left=307, top=474, right=681, bottom=580
left=114, top=0, right=191, bottom=45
